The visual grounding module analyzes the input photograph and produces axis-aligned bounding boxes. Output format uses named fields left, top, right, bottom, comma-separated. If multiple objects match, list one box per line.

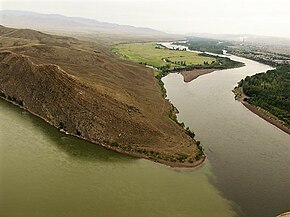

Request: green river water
left=0, top=53, right=289, bottom=217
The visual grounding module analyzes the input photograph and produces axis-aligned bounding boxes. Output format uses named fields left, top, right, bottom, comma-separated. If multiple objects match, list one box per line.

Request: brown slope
left=0, top=26, right=50, bottom=40
left=0, top=26, right=203, bottom=167
left=0, top=25, right=79, bottom=48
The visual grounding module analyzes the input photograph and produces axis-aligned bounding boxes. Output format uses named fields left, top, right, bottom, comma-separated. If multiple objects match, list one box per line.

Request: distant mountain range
left=0, top=10, right=177, bottom=42
left=1, top=10, right=289, bottom=47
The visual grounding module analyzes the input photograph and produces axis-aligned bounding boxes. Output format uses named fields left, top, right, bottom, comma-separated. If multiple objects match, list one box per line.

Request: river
left=0, top=49, right=289, bottom=217
left=162, top=49, right=290, bottom=217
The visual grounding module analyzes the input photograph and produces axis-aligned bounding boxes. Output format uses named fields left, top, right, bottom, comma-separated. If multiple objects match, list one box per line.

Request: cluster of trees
left=58, top=121, right=67, bottom=131
left=0, top=90, right=24, bottom=106
left=175, top=37, right=233, bottom=54
left=185, top=127, right=195, bottom=139
left=159, top=64, right=171, bottom=72
left=167, top=104, right=204, bottom=161
left=228, top=49, right=279, bottom=67
left=172, top=56, right=242, bottom=73
left=173, top=48, right=186, bottom=51
left=199, top=53, right=243, bottom=68
left=0, top=90, right=5, bottom=98
left=58, top=121, right=82, bottom=136
left=172, top=60, right=186, bottom=65
left=156, top=55, right=242, bottom=75
left=239, top=65, right=290, bottom=126
left=195, top=140, right=204, bottom=161
left=162, top=58, right=187, bottom=66
left=154, top=72, right=167, bottom=97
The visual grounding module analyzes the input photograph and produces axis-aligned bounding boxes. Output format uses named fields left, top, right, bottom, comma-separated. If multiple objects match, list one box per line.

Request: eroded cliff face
left=0, top=26, right=202, bottom=166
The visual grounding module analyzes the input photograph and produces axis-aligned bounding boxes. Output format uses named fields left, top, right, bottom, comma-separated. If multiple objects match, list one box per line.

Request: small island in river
left=180, top=69, right=216, bottom=82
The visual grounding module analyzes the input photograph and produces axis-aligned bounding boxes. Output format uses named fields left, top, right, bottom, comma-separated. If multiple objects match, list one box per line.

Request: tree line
left=239, top=65, right=290, bottom=126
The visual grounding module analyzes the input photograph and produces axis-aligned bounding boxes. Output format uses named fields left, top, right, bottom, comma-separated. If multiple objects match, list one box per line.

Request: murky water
left=163, top=54, right=290, bottom=217
left=0, top=99, right=236, bottom=217
left=0, top=53, right=289, bottom=217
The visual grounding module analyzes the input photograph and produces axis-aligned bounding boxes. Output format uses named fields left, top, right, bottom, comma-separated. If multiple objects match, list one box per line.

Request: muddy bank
left=180, top=69, right=216, bottom=82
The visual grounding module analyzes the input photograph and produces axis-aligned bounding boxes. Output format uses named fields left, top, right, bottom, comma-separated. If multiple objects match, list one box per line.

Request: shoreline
left=233, top=87, right=290, bottom=136
left=276, top=211, right=290, bottom=217
left=0, top=96, right=206, bottom=169
left=180, top=68, right=216, bottom=82
left=177, top=63, right=244, bottom=83
left=159, top=41, right=245, bottom=83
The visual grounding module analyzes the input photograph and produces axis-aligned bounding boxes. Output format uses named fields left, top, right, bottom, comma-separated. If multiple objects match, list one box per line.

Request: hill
left=0, top=10, right=182, bottom=43
left=0, top=25, right=203, bottom=167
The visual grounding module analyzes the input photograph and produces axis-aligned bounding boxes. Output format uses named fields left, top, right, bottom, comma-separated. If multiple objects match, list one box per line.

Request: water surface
left=1, top=53, right=289, bottom=217
left=0, top=99, right=235, bottom=217
left=163, top=54, right=290, bottom=217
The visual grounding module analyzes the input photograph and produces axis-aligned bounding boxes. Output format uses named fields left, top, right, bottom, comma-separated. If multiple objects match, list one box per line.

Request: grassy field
left=113, top=42, right=215, bottom=70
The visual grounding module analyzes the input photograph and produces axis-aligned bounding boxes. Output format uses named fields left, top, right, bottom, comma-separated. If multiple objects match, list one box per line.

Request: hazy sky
left=1, top=0, right=290, bottom=38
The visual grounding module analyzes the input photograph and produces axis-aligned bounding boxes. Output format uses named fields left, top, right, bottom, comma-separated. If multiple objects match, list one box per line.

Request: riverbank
left=0, top=28, right=207, bottom=170
left=177, top=61, right=244, bottom=83
left=180, top=68, right=216, bottom=82
left=233, top=87, right=290, bottom=135
left=276, top=212, right=290, bottom=217
left=0, top=95, right=205, bottom=168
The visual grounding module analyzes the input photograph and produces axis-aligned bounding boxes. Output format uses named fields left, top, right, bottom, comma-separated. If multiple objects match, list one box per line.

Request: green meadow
left=113, top=42, right=215, bottom=70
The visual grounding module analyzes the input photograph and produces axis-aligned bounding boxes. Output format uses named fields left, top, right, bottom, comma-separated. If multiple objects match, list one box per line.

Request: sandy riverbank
left=180, top=69, right=216, bottom=82
left=233, top=87, right=290, bottom=136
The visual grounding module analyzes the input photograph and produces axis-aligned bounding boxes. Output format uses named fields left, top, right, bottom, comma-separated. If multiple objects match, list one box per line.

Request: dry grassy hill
left=0, top=25, right=203, bottom=167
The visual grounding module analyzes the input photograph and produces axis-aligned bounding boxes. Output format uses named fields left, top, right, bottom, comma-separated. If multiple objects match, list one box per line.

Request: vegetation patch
left=0, top=25, right=208, bottom=168
left=58, top=121, right=67, bottom=131
left=185, top=127, right=195, bottom=139
left=113, top=42, right=213, bottom=164
left=238, top=65, right=290, bottom=127
left=114, top=42, right=243, bottom=76
left=0, top=90, right=6, bottom=98
left=76, top=129, right=82, bottom=136
left=113, top=42, right=215, bottom=71
left=176, top=37, right=233, bottom=54
left=2, top=92, right=24, bottom=107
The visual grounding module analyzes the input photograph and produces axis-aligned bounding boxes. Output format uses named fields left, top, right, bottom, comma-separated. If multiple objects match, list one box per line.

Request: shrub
left=185, top=128, right=195, bottom=139
left=111, top=141, right=120, bottom=147
left=76, top=130, right=81, bottom=136
left=58, top=121, right=67, bottom=131
left=0, top=90, right=5, bottom=98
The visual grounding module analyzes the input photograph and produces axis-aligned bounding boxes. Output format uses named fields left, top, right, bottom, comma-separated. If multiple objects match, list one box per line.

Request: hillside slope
left=0, top=26, right=203, bottom=167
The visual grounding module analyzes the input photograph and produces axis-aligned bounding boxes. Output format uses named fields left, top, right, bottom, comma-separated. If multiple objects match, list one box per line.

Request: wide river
left=0, top=51, right=289, bottom=217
